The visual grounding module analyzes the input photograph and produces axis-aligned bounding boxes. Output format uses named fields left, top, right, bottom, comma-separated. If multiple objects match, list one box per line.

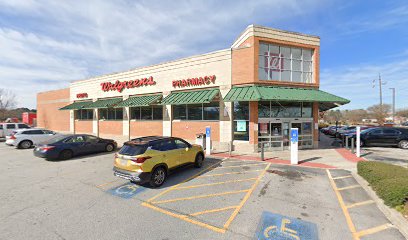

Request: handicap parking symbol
left=107, top=183, right=145, bottom=199
left=255, top=212, right=318, bottom=240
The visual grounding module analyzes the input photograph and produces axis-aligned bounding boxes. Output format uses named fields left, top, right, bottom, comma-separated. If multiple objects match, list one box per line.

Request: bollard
left=228, top=141, right=232, bottom=157
left=261, top=143, right=265, bottom=161
left=345, top=136, right=349, bottom=149
left=351, top=138, right=355, bottom=153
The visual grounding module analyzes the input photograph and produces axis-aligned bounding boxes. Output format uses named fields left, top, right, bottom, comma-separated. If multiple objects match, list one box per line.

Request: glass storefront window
left=203, top=102, right=219, bottom=120
left=130, top=107, right=140, bottom=120
left=130, top=106, right=163, bottom=120
left=261, top=102, right=312, bottom=118
left=233, top=101, right=249, bottom=141
left=153, top=106, right=163, bottom=120
left=259, top=42, right=314, bottom=83
left=302, top=102, right=312, bottom=118
left=258, top=101, right=270, bottom=118
left=75, top=109, right=93, bottom=120
left=187, top=104, right=203, bottom=120
left=99, top=108, right=123, bottom=120
left=173, top=105, right=187, bottom=120
left=141, top=107, right=152, bottom=120
left=233, top=101, right=249, bottom=120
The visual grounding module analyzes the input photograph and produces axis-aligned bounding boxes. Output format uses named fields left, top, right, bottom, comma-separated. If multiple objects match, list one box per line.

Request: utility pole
left=372, top=73, right=386, bottom=106
left=389, top=87, right=396, bottom=122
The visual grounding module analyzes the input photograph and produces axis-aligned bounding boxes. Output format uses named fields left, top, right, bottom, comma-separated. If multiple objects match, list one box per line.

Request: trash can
left=195, top=133, right=206, bottom=150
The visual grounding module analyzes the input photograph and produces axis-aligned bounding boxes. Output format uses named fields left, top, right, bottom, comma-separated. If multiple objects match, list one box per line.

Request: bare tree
left=396, top=108, right=408, bottom=118
left=343, top=109, right=369, bottom=124
left=0, top=89, right=17, bottom=121
left=367, top=104, right=391, bottom=125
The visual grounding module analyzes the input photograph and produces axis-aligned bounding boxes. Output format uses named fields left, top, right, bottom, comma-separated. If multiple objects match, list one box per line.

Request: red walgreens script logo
left=264, top=52, right=284, bottom=72
left=100, top=76, right=156, bottom=93
left=76, top=93, right=88, bottom=98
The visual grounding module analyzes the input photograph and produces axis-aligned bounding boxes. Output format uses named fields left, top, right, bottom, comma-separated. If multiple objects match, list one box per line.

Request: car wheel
left=19, top=140, right=32, bottom=149
left=105, top=143, right=115, bottom=152
left=59, top=150, right=73, bottom=160
left=149, top=167, right=167, bottom=188
left=194, top=153, right=204, bottom=168
left=398, top=140, right=408, bottom=149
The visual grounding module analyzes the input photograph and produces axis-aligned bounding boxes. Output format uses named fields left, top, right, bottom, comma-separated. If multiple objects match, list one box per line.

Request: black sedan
left=349, top=127, right=408, bottom=149
left=34, top=134, right=117, bottom=160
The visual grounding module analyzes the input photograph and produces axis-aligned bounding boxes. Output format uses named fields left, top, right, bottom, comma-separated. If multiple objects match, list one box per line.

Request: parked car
left=322, top=126, right=337, bottom=135
left=335, top=126, right=356, bottom=138
left=348, top=127, right=408, bottom=149
left=113, top=136, right=205, bottom=187
left=6, top=129, right=58, bottom=149
left=0, top=123, right=31, bottom=138
left=328, top=125, right=344, bottom=136
left=33, top=134, right=117, bottom=160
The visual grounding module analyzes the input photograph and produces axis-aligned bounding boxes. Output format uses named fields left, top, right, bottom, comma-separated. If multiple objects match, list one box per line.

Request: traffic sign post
left=356, top=126, right=361, bottom=158
left=290, top=128, right=298, bottom=165
left=205, top=126, right=211, bottom=155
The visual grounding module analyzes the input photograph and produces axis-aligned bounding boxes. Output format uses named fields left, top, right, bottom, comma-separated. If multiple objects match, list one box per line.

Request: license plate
left=121, top=159, right=128, bottom=166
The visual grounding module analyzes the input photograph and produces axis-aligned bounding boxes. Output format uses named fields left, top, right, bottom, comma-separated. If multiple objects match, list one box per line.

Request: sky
left=0, top=0, right=407, bottom=110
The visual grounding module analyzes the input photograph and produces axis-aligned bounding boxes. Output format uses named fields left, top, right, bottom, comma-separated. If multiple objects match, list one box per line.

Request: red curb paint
left=335, top=148, right=366, bottom=163
left=210, top=153, right=337, bottom=169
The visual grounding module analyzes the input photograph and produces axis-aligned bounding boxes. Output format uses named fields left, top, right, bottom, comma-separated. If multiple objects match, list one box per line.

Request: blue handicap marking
left=206, top=127, right=211, bottom=137
left=255, top=212, right=318, bottom=240
left=107, top=183, right=145, bottom=199
left=291, top=129, right=298, bottom=144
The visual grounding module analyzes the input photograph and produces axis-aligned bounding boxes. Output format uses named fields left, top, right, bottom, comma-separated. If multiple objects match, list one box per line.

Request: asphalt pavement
left=0, top=144, right=405, bottom=239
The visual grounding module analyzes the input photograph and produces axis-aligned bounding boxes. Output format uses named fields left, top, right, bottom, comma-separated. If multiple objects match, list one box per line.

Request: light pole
left=389, top=88, right=396, bottom=122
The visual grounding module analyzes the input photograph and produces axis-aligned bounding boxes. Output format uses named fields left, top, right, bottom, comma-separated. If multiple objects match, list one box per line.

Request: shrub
left=357, top=161, right=408, bottom=208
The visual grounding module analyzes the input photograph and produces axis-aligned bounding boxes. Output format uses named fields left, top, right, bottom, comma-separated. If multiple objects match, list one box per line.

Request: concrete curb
left=352, top=172, right=408, bottom=239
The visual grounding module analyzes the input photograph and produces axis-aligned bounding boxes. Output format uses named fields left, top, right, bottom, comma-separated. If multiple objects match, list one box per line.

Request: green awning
left=114, top=94, right=162, bottom=108
left=59, top=101, right=93, bottom=110
left=161, top=89, right=219, bottom=105
left=224, top=86, right=350, bottom=111
left=83, top=98, right=123, bottom=109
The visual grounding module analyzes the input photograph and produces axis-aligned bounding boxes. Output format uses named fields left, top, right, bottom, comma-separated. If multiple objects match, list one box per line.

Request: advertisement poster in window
left=259, top=123, right=268, bottom=134
left=237, top=121, right=247, bottom=132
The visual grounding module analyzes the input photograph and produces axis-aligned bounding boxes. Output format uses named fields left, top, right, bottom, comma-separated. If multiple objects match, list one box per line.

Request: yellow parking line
left=146, top=159, right=223, bottom=203
left=221, top=160, right=257, bottom=163
left=326, top=169, right=358, bottom=240
left=96, top=179, right=121, bottom=189
left=189, top=206, right=239, bottom=217
left=196, top=169, right=262, bottom=178
left=173, top=178, right=258, bottom=190
left=356, top=223, right=393, bottom=238
left=151, top=189, right=250, bottom=205
left=141, top=202, right=226, bottom=233
left=223, top=163, right=271, bottom=230
left=333, top=175, right=353, bottom=180
left=346, top=200, right=375, bottom=209
left=211, top=163, right=268, bottom=169
left=337, top=185, right=361, bottom=191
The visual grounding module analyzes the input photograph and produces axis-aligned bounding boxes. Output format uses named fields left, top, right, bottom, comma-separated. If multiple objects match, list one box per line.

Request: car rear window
left=119, top=144, right=147, bottom=156
left=43, top=135, right=69, bottom=144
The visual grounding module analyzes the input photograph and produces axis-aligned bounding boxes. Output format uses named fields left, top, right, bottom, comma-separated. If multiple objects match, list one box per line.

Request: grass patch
left=357, top=161, right=408, bottom=210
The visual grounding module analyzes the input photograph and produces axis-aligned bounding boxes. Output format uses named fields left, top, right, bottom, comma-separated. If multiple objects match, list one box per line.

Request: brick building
left=37, top=25, right=349, bottom=152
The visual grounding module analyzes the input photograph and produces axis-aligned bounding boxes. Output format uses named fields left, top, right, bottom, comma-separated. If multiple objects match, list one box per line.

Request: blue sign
left=291, top=129, right=298, bottom=144
left=107, top=183, right=145, bottom=199
left=206, top=127, right=211, bottom=138
left=255, top=212, right=318, bottom=240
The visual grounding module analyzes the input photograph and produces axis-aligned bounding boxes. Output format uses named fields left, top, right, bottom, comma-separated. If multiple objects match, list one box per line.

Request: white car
left=6, top=129, right=59, bottom=149
left=0, top=123, right=31, bottom=138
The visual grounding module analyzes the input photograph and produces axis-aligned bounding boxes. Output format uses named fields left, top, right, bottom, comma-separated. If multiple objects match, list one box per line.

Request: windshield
left=119, top=144, right=147, bottom=156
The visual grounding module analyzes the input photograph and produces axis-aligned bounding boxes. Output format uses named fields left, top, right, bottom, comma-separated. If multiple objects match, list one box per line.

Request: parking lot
left=0, top=144, right=405, bottom=240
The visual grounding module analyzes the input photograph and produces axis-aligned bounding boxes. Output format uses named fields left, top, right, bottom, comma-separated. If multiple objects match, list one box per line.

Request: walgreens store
left=37, top=25, right=349, bottom=153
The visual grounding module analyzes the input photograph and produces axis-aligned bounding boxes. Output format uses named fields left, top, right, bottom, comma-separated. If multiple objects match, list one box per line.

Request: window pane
left=292, top=71, right=302, bottom=82
left=280, top=46, right=290, bottom=58
left=303, top=72, right=313, bottom=83
left=99, top=109, right=107, bottom=120
left=187, top=104, right=203, bottom=120
left=269, top=55, right=283, bottom=72
left=292, top=60, right=301, bottom=71
left=203, top=102, right=219, bottom=120
left=173, top=105, right=186, bottom=120
left=303, top=61, right=312, bottom=72
left=285, top=102, right=302, bottom=117
left=259, top=67, right=269, bottom=80
left=141, top=107, right=152, bottom=120
left=269, top=45, right=279, bottom=55
left=281, top=70, right=291, bottom=81
left=258, top=101, right=270, bottom=118
left=107, top=109, right=115, bottom=120
left=115, top=108, right=123, bottom=120
left=6, top=124, right=15, bottom=129
left=259, top=43, right=269, bottom=55
left=270, top=71, right=280, bottom=81
left=303, top=49, right=313, bottom=61
left=302, top=102, right=312, bottom=117
left=233, top=101, right=249, bottom=120
left=259, top=55, right=268, bottom=69
left=233, top=121, right=249, bottom=141
left=282, top=58, right=291, bottom=70
left=130, top=107, right=140, bottom=120
left=153, top=106, right=163, bottom=120
left=292, top=48, right=302, bottom=59
left=271, top=104, right=284, bottom=118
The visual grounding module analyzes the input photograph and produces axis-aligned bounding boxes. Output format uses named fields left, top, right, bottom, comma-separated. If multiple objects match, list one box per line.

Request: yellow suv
left=113, top=136, right=205, bottom=187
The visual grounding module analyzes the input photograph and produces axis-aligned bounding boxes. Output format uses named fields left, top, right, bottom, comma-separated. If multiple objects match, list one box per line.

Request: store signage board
left=172, top=75, right=216, bottom=88
left=237, top=120, right=247, bottom=132
left=76, top=93, right=88, bottom=98
left=100, top=76, right=156, bottom=93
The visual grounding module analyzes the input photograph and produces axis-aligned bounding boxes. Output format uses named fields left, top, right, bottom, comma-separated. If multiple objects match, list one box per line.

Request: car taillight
left=10, top=135, right=16, bottom=140
left=40, top=146, right=55, bottom=151
left=130, top=156, right=151, bottom=164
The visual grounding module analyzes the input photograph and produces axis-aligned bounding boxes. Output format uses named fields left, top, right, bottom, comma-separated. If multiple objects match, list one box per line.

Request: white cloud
left=0, top=0, right=329, bottom=108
